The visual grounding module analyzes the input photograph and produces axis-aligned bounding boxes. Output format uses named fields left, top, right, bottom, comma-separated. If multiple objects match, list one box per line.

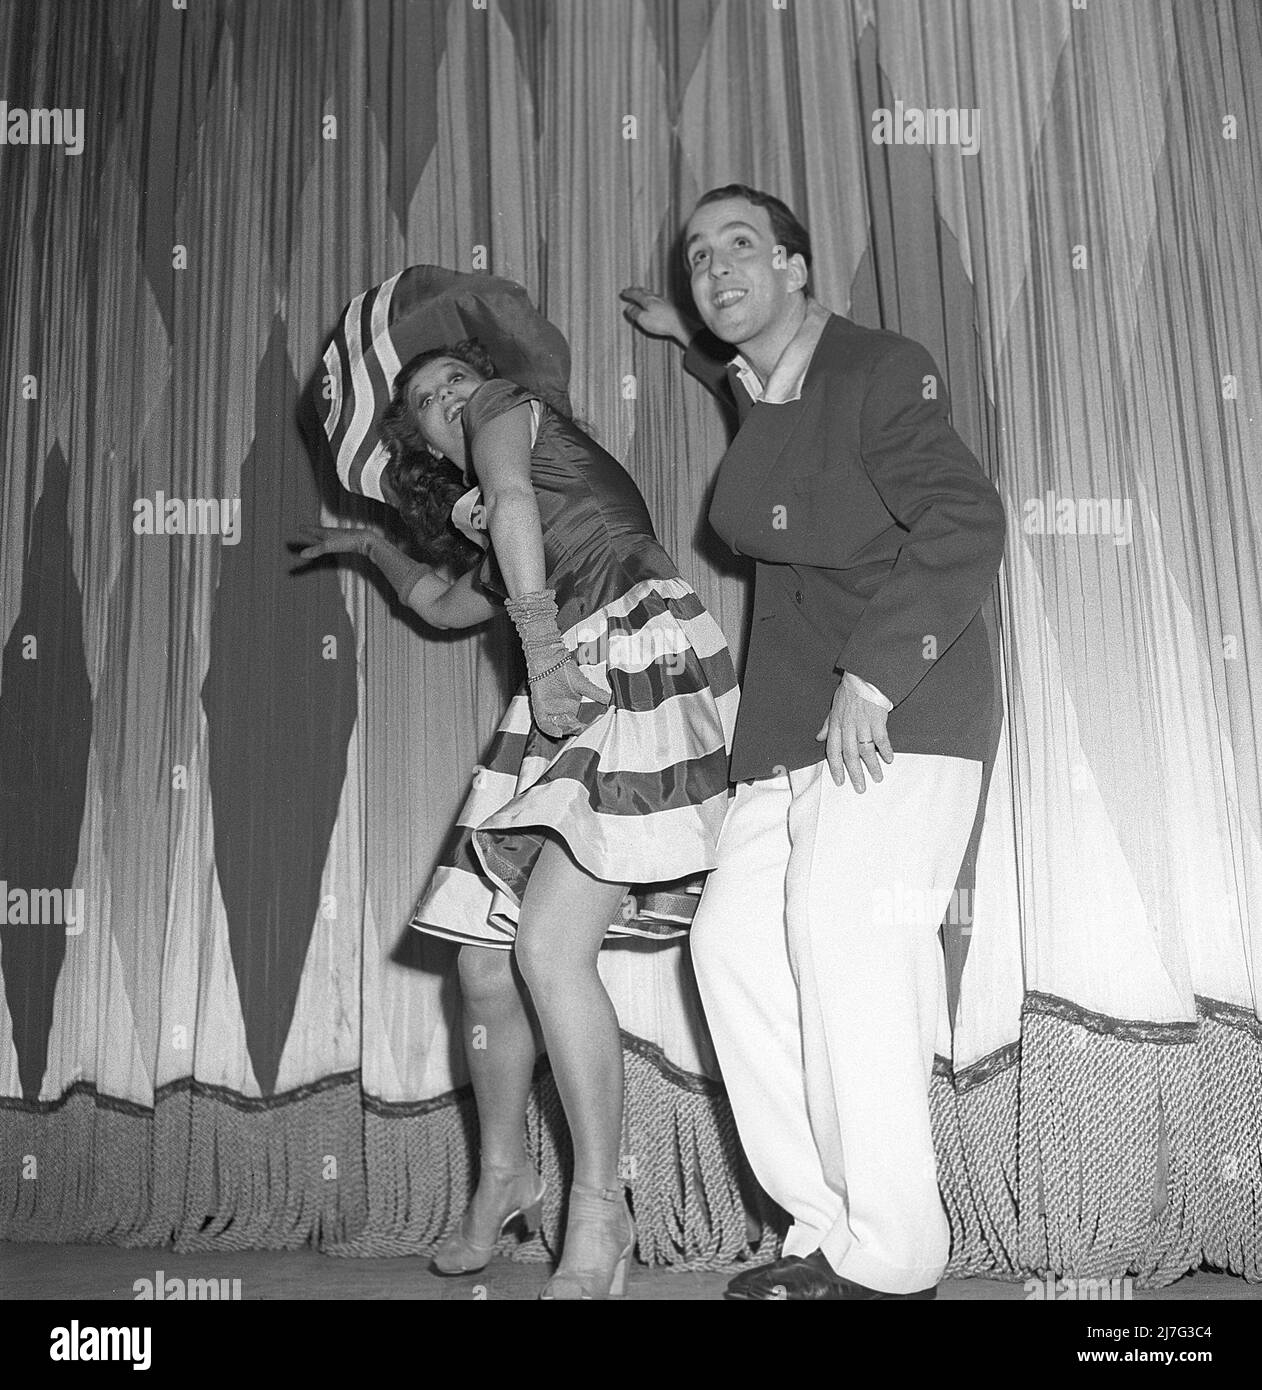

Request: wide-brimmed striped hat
left=320, top=265, right=571, bottom=501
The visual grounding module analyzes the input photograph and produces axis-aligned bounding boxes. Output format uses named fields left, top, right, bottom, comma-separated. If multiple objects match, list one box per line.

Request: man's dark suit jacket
left=685, top=311, right=1006, bottom=783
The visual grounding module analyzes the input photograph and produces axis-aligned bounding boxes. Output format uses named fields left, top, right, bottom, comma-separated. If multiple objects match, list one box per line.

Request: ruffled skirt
left=410, top=576, right=738, bottom=947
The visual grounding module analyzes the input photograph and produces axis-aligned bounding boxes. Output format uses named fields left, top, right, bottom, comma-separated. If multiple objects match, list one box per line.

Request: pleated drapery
left=1, top=0, right=1259, bottom=1283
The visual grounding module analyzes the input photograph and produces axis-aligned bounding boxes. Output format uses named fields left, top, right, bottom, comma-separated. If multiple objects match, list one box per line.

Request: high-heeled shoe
left=431, top=1157, right=545, bottom=1276
left=540, top=1182, right=635, bottom=1300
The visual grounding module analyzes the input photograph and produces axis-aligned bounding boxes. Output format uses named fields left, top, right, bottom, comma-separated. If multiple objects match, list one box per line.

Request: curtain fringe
left=934, top=1064, right=1022, bottom=1280
left=934, top=1007, right=1262, bottom=1287
left=173, top=1084, right=365, bottom=1251
left=4, top=1014, right=1259, bottom=1281
left=0, top=1082, right=365, bottom=1250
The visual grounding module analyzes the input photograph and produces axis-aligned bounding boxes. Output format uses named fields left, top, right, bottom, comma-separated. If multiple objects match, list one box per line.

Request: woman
left=298, top=338, right=737, bottom=1299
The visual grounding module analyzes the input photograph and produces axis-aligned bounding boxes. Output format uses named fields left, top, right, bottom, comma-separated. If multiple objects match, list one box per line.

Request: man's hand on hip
left=815, top=678, right=894, bottom=792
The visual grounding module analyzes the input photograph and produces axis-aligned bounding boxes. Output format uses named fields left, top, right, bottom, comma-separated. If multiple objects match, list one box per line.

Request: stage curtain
left=1, top=0, right=1258, bottom=1284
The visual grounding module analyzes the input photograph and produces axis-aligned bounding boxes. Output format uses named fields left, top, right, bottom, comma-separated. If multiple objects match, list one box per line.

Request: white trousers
left=690, top=753, right=983, bottom=1293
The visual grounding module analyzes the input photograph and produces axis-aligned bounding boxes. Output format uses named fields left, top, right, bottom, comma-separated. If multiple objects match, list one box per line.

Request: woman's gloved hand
left=293, top=526, right=429, bottom=603
left=505, top=589, right=611, bottom=739
left=528, top=653, right=610, bottom=738
left=294, top=524, right=375, bottom=559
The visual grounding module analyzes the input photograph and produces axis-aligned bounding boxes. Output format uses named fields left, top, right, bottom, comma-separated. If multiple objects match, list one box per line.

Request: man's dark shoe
left=725, top=1255, right=824, bottom=1301
left=724, top=1250, right=938, bottom=1300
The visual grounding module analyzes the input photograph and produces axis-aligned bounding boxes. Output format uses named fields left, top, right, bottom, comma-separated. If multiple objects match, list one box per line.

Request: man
left=622, top=184, right=1005, bottom=1300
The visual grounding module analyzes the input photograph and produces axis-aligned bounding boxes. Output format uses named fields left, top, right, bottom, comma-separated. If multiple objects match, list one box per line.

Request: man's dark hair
left=691, top=184, right=812, bottom=275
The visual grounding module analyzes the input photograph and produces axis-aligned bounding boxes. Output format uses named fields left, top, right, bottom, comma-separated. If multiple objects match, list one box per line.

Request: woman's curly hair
left=379, top=339, right=498, bottom=577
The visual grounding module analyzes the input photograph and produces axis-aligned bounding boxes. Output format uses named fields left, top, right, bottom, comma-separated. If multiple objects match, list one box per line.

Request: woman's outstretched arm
left=408, top=563, right=499, bottom=629
left=292, top=526, right=497, bottom=630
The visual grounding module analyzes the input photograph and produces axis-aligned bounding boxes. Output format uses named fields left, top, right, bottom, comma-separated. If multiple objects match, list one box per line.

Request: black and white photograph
left=0, top=0, right=1258, bottom=1361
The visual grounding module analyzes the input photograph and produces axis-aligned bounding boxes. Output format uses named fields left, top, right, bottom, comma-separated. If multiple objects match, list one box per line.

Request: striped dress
left=411, top=378, right=739, bottom=948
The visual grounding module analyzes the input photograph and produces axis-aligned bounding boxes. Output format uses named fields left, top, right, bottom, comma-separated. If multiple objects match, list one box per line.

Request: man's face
left=683, top=197, right=806, bottom=346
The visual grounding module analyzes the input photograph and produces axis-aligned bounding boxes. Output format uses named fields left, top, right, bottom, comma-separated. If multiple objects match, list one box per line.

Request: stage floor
left=2, top=1242, right=1258, bottom=1301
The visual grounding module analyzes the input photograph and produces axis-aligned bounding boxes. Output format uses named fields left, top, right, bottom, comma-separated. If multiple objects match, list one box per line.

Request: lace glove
left=294, top=527, right=430, bottom=604
left=362, top=534, right=431, bottom=604
left=505, top=589, right=610, bottom=738
left=296, top=525, right=433, bottom=603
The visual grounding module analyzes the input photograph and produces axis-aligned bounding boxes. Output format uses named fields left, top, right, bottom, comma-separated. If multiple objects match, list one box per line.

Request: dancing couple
left=301, top=184, right=1004, bottom=1300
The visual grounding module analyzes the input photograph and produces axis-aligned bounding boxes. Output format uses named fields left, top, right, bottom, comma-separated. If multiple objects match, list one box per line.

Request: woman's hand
left=293, top=525, right=375, bottom=561
left=529, top=656, right=611, bottom=739
left=293, top=526, right=437, bottom=612
left=504, top=590, right=610, bottom=738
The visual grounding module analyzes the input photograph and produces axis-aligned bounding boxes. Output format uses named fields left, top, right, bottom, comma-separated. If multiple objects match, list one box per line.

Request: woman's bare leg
left=513, top=837, right=629, bottom=1190
left=456, top=944, right=539, bottom=1206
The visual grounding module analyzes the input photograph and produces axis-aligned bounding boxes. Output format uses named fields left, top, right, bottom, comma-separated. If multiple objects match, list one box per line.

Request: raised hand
left=620, top=287, right=695, bottom=346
